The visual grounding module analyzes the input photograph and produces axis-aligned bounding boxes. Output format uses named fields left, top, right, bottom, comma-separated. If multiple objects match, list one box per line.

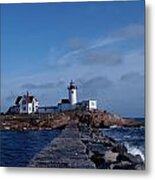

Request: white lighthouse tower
left=68, top=80, right=77, bottom=105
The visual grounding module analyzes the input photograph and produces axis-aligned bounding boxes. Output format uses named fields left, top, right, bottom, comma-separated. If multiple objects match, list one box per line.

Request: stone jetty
left=29, top=120, right=95, bottom=168
left=29, top=119, right=144, bottom=170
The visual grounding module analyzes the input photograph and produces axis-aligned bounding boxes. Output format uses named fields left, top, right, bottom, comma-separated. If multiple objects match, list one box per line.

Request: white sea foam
left=110, top=125, right=118, bottom=128
left=124, top=142, right=145, bottom=161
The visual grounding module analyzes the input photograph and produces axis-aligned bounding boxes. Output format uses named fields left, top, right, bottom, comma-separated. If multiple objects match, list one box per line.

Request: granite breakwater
left=29, top=120, right=144, bottom=170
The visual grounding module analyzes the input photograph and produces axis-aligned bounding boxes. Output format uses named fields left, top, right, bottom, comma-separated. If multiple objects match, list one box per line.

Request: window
left=22, top=100, right=26, bottom=105
left=91, top=102, right=95, bottom=106
left=23, top=107, right=26, bottom=111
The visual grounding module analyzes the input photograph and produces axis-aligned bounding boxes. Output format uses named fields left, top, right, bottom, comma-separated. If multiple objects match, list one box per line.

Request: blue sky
left=1, top=1, right=144, bottom=117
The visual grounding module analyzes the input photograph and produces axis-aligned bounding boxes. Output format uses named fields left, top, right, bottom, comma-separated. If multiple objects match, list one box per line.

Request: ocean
left=0, top=129, right=61, bottom=167
left=103, top=118, right=145, bottom=161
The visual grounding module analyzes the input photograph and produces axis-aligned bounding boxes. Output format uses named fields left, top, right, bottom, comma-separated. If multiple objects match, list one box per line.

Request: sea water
left=0, top=129, right=61, bottom=167
left=103, top=118, right=145, bottom=161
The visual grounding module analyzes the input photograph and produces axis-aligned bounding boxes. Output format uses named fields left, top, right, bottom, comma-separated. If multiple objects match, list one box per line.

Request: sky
left=1, top=0, right=145, bottom=117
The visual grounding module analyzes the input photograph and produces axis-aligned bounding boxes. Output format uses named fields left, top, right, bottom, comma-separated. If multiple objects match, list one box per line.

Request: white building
left=8, top=81, right=97, bottom=114
left=7, top=105, right=20, bottom=114
left=9, top=92, right=39, bottom=114
left=58, top=99, right=72, bottom=112
left=68, top=80, right=77, bottom=105
left=81, top=100, right=97, bottom=110
left=38, top=80, right=97, bottom=113
left=38, top=106, right=58, bottom=113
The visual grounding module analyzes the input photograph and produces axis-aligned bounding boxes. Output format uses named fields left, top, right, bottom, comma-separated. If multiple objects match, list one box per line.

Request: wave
left=124, top=142, right=145, bottom=161
left=110, top=125, right=118, bottom=128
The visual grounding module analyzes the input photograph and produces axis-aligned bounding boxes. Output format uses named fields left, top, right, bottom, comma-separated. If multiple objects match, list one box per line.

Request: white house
left=14, top=92, right=39, bottom=114
left=81, top=100, right=97, bottom=110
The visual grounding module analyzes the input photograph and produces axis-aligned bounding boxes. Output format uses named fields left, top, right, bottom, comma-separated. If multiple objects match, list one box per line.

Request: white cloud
left=48, top=23, right=144, bottom=69
left=112, top=23, right=144, bottom=39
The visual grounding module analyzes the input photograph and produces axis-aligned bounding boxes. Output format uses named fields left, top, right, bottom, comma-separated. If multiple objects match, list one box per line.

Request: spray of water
left=124, top=142, right=145, bottom=161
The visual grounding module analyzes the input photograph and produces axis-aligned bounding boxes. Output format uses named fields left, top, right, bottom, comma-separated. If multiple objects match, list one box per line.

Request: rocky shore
left=0, top=113, right=70, bottom=131
left=79, top=123, right=144, bottom=170
left=0, top=110, right=143, bottom=131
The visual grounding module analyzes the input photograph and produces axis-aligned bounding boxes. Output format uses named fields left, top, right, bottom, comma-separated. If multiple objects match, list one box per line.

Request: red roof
left=15, top=95, right=37, bottom=105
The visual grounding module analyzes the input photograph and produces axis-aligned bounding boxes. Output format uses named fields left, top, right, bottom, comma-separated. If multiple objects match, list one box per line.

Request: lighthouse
left=68, top=80, right=77, bottom=105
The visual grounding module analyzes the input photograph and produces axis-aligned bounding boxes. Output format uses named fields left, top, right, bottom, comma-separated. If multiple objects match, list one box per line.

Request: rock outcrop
left=0, top=113, right=70, bottom=130
left=77, top=110, right=143, bottom=128
left=0, top=110, right=143, bottom=130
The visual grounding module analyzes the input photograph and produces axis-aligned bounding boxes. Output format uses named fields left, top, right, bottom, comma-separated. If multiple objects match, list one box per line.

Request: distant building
left=7, top=105, right=20, bottom=114
left=68, top=80, right=77, bottom=105
left=58, top=99, right=71, bottom=112
left=38, top=106, right=58, bottom=113
left=7, top=92, right=39, bottom=114
left=81, top=100, right=97, bottom=110
left=38, top=80, right=97, bottom=113
left=8, top=81, right=97, bottom=114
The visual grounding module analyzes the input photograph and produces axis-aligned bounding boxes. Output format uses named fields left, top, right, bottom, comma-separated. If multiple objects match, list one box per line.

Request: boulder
left=117, top=153, right=143, bottom=164
left=87, top=142, right=108, bottom=155
left=110, top=161, right=134, bottom=170
left=135, top=163, right=145, bottom=170
left=91, top=154, right=110, bottom=169
left=104, top=150, right=119, bottom=163
left=111, top=143, right=127, bottom=155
